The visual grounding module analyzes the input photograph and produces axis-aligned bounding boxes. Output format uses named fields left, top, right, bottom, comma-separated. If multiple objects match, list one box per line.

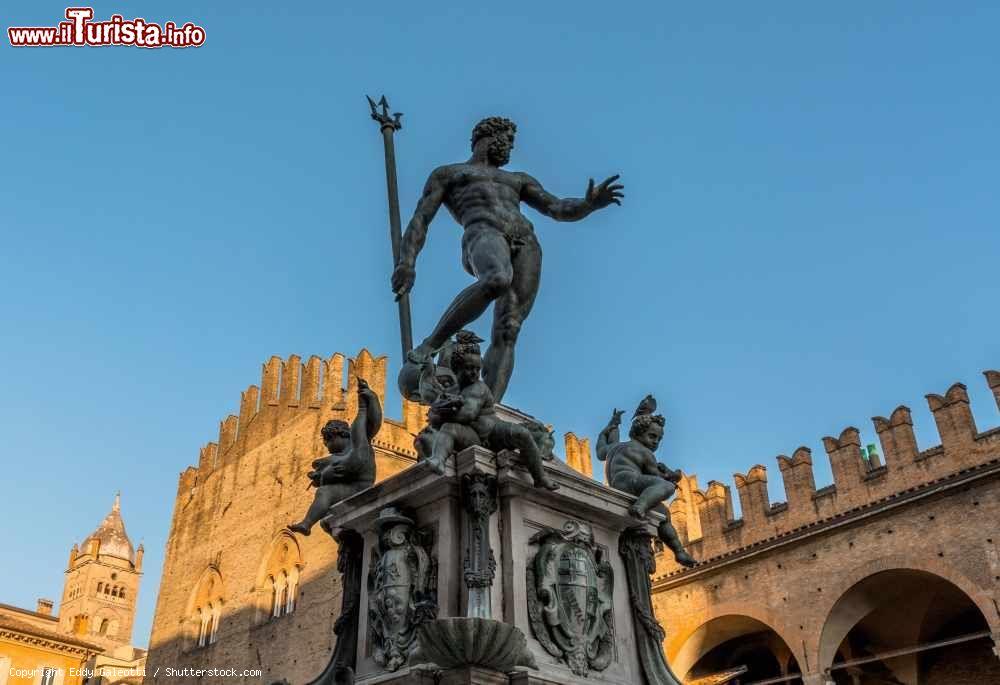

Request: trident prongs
left=367, top=94, right=403, bottom=131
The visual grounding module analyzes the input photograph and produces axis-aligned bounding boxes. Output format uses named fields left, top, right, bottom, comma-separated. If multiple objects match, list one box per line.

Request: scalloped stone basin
left=416, top=617, right=538, bottom=672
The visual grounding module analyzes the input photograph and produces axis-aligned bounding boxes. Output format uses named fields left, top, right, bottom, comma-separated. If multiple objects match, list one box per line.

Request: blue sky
left=1, top=2, right=997, bottom=648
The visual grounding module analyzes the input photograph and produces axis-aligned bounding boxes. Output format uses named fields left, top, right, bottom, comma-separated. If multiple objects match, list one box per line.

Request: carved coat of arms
left=368, top=507, right=437, bottom=671
left=526, top=520, right=614, bottom=676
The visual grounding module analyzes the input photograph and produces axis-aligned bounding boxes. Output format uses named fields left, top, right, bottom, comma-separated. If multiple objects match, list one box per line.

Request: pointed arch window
left=257, top=532, right=303, bottom=624
left=188, top=567, right=225, bottom=650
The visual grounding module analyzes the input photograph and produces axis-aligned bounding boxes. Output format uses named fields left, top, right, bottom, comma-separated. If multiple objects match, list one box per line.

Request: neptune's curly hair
left=471, top=116, right=516, bottom=150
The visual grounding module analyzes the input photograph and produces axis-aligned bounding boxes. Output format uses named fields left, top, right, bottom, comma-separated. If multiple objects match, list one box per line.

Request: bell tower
left=58, top=492, right=143, bottom=650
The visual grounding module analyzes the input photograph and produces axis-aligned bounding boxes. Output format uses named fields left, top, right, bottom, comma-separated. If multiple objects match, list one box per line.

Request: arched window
left=256, top=532, right=303, bottom=623
left=119, top=588, right=126, bottom=600
left=96, top=582, right=103, bottom=593
left=104, top=585, right=110, bottom=595
left=99, top=618, right=109, bottom=635
left=187, top=567, right=225, bottom=650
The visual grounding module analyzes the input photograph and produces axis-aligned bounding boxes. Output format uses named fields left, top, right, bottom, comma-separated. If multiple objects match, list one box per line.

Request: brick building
left=143, top=350, right=1000, bottom=684
left=652, top=372, right=1000, bottom=684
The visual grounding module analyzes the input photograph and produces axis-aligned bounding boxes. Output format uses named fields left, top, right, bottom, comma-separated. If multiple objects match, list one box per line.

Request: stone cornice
left=0, top=627, right=99, bottom=656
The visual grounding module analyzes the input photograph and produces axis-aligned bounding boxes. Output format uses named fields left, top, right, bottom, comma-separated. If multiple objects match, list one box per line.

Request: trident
left=367, top=95, right=413, bottom=359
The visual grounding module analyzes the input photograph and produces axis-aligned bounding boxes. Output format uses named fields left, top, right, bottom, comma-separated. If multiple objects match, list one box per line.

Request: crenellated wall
left=175, top=349, right=434, bottom=499
left=661, top=370, right=1000, bottom=574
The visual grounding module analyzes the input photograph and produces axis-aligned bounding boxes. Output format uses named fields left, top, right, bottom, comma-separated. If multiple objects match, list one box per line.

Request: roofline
left=0, top=601, right=59, bottom=623
left=0, top=621, right=105, bottom=652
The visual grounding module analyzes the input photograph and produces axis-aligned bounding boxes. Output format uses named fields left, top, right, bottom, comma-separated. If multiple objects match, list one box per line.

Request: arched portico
left=669, top=606, right=804, bottom=683
left=814, top=559, right=1000, bottom=684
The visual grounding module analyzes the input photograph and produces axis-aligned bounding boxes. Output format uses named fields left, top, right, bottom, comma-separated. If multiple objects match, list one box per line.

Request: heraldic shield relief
left=367, top=507, right=437, bottom=672
left=526, top=520, right=615, bottom=677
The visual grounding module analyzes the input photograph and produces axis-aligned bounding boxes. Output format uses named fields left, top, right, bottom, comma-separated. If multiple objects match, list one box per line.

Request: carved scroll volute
left=367, top=507, right=437, bottom=672
left=619, top=527, right=683, bottom=685
left=462, top=473, right=498, bottom=619
left=526, top=520, right=615, bottom=677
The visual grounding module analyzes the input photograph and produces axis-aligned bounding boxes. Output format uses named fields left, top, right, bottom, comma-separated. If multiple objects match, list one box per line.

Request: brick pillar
left=872, top=406, right=918, bottom=467
left=985, top=370, right=1000, bottom=412
left=563, top=432, right=593, bottom=478
left=926, top=383, right=978, bottom=468
left=734, top=465, right=769, bottom=532
left=823, top=427, right=865, bottom=509
left=778, top=447, right=816, bottom=523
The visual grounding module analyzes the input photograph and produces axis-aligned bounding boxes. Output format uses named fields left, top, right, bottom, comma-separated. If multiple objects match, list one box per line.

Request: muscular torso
left=437, top=163, right=535, bottom=240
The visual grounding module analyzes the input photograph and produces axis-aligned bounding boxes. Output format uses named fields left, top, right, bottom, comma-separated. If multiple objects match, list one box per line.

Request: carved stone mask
left=468, top=482, right=490, bottom=514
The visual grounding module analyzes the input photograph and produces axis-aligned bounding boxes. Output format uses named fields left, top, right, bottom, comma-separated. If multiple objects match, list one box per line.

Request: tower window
left=99, top=618, right=109, bottom=635
left=97, top=582, right=103, bottom=593
left=41, top=667, right=57, bottom=685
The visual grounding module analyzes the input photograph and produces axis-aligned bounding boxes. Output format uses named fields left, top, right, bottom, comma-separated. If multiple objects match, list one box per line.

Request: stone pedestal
left=313, top=446, right=680, bottom=685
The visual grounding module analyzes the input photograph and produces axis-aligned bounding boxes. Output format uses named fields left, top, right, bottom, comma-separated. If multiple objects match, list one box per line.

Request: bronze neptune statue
left=391, top=117, right=624, bottom=402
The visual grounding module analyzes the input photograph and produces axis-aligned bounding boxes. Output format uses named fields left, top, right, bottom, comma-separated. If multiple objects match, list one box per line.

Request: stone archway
left=671, top=612, right=803, bottom=683
left=817, top=567, right=999, bottom=684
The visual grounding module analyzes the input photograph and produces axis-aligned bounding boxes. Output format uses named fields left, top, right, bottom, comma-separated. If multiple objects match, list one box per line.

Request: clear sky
left=1, top=1, right=997, bottom=648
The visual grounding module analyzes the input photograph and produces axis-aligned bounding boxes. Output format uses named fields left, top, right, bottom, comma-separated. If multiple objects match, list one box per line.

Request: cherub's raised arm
left=596, top=409, right=625, bottom=461
left=520, top=173, right=623, bottom=222
left=351, top=380, right=383, bottom=445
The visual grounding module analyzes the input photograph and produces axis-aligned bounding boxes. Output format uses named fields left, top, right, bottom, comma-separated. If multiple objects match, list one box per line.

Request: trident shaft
left=367, top=95, right=412, bottom=358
